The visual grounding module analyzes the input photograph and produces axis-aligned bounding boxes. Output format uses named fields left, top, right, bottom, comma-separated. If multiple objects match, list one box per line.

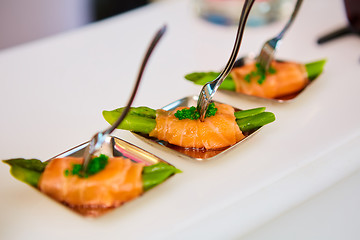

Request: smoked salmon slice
left=149, top=103, right=244, bottom=150
left=231, top=61, right=308, bottom=99
left=38, top=157, right=144, bottom=208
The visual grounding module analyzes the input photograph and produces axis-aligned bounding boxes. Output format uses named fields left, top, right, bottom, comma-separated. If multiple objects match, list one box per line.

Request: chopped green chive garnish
left=86, top=154, right=109, bottom=175
left=268, top=66, right=276, bottom=74
left=244, top=73, right=251, bottom=83
left=174, top=106, right=199, bottom=120
left=174, top=102, right=218, bottom=120
left=205, top=102, right=217, bottom=118
left=244, top=63, right=277, bottom=84
left=64, top=154, right=109, bottom=178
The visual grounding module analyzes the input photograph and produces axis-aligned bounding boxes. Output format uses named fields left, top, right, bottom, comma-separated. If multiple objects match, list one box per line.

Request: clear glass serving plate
left=133, top=96, right=262, bottom=161
left=226, top=56, right=320, bottom=102
left=46, top=136, right=174, bottom=217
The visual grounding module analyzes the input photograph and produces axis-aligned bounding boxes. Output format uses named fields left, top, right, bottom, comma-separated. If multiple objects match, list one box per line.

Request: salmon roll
left=149, top=103, right=244, bottom=150
left=231, top=61, right=308, bottom=99
left=38, top=157, right=144, bottom=208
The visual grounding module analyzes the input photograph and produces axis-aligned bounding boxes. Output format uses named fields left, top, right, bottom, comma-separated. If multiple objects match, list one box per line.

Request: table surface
left=241, top=169, right=360, bottom=240
left=1, top=0, right=360, bottom=239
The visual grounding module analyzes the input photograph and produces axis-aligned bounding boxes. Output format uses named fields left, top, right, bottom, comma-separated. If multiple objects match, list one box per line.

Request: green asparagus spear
left=185, top=59, right=326, bottom=89
left=185, top=72, right=236, bottom=91
left=3, top=159, right=47, bottom=187
left=142, top=162, right=182, bottom=191
left=234, top=107, right=266, bottom=119
left=105, top=106, right=156, bottom=119
left=184, top=72, right=219, bottom=82
left=304, top=59, right=327, bottom=80
left=103, top=107, right=156, bottom=134
left=236, top=112, right=275, bottom=132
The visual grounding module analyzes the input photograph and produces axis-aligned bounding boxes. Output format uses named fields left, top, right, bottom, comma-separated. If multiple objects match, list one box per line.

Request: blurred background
left=0, top=0, right=307, bottom=51
left=0, top=0, right=153, bottom=50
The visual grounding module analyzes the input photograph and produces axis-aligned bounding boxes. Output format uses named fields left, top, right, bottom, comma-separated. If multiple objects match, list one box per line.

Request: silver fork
left=197, top=0, right=255, bottom=121
left=257, top=0, right=303, bottom=71
left=81, top=25, right=166, bottom=171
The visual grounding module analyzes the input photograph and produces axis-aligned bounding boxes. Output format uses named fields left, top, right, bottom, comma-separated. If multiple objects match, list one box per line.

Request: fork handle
left=104, top=25, right=167, bottom=136
left=213, top=0, right=255, bottom=89
left=276, top=0, right=303, bottom=41
left=198, top=0, right=255, bottom=122
left=82, top=26, right=167, bottom=171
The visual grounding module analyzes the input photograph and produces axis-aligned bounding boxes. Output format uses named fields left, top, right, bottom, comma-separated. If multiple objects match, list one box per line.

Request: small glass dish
left=43, top=136, right=175, bottom=217
left=133, top=96, right=262, bottom=161
left=227, top=55, right=323, bottom=102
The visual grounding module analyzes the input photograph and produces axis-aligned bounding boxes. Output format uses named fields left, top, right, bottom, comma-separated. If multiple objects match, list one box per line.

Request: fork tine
left=197, top=82, right=211, bottom=118
left=258, top=40, right=276, bottom=70
left=257, top=0, right=303, bottom=70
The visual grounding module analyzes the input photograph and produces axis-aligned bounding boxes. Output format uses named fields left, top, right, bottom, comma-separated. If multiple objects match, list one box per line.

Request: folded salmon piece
left=38, top=157, right=144, bottom=208
left=149, top=103, right=244, bottom=150
left=231, top=61, right=308, bottom=99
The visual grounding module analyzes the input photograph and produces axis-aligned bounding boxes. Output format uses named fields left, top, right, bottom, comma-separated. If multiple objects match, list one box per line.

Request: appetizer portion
left=185, top=59, right=326, bottom=100
left=39, top=156, right=144, bottom=208
left=150, top=103, right=244, bottom=150
left=103, top=102, right=275, bottom=153
left=3, top=155, right=181, bottom=217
